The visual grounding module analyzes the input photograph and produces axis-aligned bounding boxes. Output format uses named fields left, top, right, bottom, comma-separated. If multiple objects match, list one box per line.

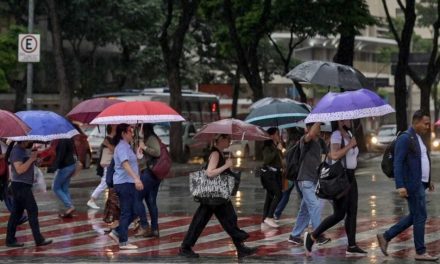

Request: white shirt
left=416, top=134, right=430, bottom=183
left=330, top=130, right=359, bottom=169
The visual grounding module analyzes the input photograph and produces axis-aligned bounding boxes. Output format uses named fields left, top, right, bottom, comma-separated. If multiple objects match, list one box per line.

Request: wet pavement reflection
left=0, top=153, right=439, bottom=263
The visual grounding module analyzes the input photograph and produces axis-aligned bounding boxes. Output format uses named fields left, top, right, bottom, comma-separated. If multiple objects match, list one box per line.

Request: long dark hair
left=113, top=123, right=131, bottom=146
left=142, top=124, right=157, bottom=141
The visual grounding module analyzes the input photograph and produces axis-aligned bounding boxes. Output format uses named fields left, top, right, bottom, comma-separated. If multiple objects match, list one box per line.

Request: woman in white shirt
left=304, top=119, right=367, bottom=256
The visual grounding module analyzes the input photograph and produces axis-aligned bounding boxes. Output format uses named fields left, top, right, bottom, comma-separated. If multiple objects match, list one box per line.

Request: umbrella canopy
left=193, top=118, right=270, bottom=141
left=90, top=101, right=185, bottom=125
left=66, top=98, right=124, bottom=123
left=245, top=102, right=310, bottom=127
left=8, top=110, right=79, bottom=141
left=0, top=109, right=31, bottom=137
left=304, top=89, right=395, bottom=123
left=435, top=120, right=440, bottom=126
left=278, top=120, right=332, bottom=132
left=250, top=97, right=311, bottom=111
left=286, top=60, right=368, bottom=90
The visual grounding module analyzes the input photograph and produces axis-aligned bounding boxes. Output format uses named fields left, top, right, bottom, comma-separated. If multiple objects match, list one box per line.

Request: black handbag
left=315, top=137, right=351, bottom=200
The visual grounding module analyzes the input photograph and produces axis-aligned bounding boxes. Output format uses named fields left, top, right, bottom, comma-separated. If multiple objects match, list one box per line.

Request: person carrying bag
left=304, top=119, right=367, bottom=256
left=180, top=134, right=257, bottom=259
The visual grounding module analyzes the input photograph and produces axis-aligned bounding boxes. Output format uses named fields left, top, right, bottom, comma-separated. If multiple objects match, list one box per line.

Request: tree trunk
left=46, top=0, right=71, bottom=114
left=433, top=83, right=439, bottom=123
left=167, top=65, right=184, bottom=162
left=12, top=77, right=26, bottom=111
left=420, top=84, right=431, bottom=113
left=231, top=67, right=240, bottom=118
left=333, top=33, right=355, bottom=67
left=294, top=81, right=307, bottom=103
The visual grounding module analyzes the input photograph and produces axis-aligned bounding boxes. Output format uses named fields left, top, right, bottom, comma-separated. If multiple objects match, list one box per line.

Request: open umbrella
left=286, top=60, right=368, bottom=90
left=7, top=110, right=79, bottom=141
left=250, top=97, right=311, bottom=111
left=66, top=98, right=124, bottom=123
left=0, top=110, right=31, bottom=137
left=90, top=101, right=185, bottom=125
left=193, top=119, right=270, bottom=141
left=304, top=89, right=395, bottom=123
left=245, top=102, right=310, bottom=127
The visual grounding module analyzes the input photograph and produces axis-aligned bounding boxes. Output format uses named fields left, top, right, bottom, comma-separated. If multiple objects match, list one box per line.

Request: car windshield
left=378, top=127, right=396, bottom=137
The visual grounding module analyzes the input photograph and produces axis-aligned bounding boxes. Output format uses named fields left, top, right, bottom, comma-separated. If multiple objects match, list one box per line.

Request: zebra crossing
left=0, top=211, right=439, bottom=259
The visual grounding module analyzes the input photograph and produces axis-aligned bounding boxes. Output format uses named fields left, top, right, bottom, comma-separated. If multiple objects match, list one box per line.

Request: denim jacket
left=393, top=127, right=431, bottom=193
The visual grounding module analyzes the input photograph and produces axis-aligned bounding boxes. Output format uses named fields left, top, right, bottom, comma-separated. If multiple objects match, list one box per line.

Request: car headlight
left=371, top=136, right=378, bottom=144
left=433, top=140, right=440, bottom=148
left=235, top=150, right=242, bottom=157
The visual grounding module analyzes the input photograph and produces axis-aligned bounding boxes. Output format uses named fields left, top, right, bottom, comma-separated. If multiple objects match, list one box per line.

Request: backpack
left=284, top=141, right=303, bottom=181
left=149, top=140, right=172, bottom=180
left=381, top=131, right=415, bottom=178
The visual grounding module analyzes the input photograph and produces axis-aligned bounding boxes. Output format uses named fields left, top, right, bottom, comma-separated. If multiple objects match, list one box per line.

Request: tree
left=383, top=0, right=416, bottom=132
left=222, top=0, right=272, bottom=101
left=45, top=0, right=71, bottom=114
left=159, top=0, right=200, bottom=162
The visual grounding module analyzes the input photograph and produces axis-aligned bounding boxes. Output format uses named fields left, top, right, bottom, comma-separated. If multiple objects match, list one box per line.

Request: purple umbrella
left=305, top=89, right=394, bottom=123
left=67, top=98, right=124, bottom=123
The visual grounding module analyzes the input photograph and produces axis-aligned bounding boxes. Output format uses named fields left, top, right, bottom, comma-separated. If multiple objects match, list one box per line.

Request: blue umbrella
left=304, top=89, right=395, bottom=123
left=8, top=110, right=79, bottom=141
left=245, top=102, right=310, bottom=127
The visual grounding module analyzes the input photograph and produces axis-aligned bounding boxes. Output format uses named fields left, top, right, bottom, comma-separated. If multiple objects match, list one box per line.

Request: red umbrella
left=90, top=101, right=185, bottom=124
left=435, top=119, right=440, bottom=126
left=193, top=118, right=270, bottom=141
left=66, top=98, right=124, bottom=123
left=0, top=109, right=31, bottom=137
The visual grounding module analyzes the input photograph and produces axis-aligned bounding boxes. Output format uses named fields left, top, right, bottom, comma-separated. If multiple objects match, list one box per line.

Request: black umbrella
left=286, top=60, right=368, bottom=90
left=245, top=102, right=310, bottom=128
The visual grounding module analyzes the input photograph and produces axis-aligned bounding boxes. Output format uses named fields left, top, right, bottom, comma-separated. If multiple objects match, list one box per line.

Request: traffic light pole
left=26, top=0, right=34, bottom=110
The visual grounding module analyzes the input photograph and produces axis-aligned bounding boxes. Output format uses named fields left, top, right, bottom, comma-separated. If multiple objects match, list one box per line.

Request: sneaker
left=346, top=245, right=368, bottom=255
left=263, top=218, right=279, bottom=228
left=119, top=243, right=138, bottom=250
left=87, top=200, right=100, bottom=209
left=145, top=229, right=160, bottom=238
left=376, top=233, right=388, bottom=256
left=109, top=231, right=119, bottom=243
left=316, top=235, right=331, bottom=245
left=287, top=235, right=304, bottom=245
left=178, top=247, right=200, bottom=258
left=304, top=232, right=314, bottom=255
left=135, top=226, right=150, bottom=237
left=415, top=253, right=439, bottom=261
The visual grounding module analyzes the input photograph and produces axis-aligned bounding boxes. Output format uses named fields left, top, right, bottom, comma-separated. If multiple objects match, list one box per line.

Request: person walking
left=260, top=127, right=283, bottom=228
left=179, top=134, right=257, bottom=259
left=50, top=138, right=77, bottom=218
left=288, top=123, right=330, bottom=246
left=108, top=124, right=144, bottom=250
left=5, top=141, right=52, bottom=247
left=87, top=125, right=116, bottom=209
left=304, top=119, right=366, bottom=256
left=377, top=110, right=438, bottom=261
left=135, top=124, right=162, bottom=238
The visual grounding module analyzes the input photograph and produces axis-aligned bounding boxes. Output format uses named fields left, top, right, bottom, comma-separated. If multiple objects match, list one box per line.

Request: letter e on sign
left=18, top=34, right=40, bottom=63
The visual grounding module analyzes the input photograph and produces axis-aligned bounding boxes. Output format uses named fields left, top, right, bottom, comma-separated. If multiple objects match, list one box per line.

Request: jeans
left=274, top=180, right=295, bottom=219
left=6, top=182, right=45, bottom=244
left=291, top=181, right=323, bottom=237
left=312, top=171, right=358, bottom=246
left=383, top=183, right=427, bottom=255
left=181, top=201, right=248, bottom=249
left=52, top=163, right=76, bottom=209
left=260, top=171, right=282, bottom=220
left=136, top=169, right=161, bottom=230
left=114, top=183, right=137, bottom=244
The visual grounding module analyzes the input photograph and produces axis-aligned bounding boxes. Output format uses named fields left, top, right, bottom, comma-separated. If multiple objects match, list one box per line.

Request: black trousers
left=6, top=182, right=45, bottom=244
left=181, top=201, right=248, bottom=248
left=313, top=170, right=358, bottom=246
left=260, top=171, right=282, bottom=220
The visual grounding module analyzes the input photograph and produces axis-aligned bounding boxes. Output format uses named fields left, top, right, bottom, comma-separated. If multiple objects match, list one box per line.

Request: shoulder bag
left=315, top=136, right=351, bottom=200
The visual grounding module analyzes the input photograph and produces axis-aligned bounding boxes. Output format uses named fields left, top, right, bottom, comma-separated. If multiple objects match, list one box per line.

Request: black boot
left=178, top=246, right=199, bottom=258
left=235, top=242, right=258, bottom=258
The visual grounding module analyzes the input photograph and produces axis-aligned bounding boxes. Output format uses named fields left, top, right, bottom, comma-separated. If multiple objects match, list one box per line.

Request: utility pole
left=26, top=0, right=34, bottom=110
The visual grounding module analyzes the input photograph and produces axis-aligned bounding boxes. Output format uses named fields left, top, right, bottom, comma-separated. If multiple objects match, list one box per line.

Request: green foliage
left=0, top=25, right=26, bottom=92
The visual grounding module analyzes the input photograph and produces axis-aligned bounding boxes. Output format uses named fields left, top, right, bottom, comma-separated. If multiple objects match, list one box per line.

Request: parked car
left=38, top=124, right=92, bottom=169
left=225, top=140, right=255, bottom=159
left=84, top=125, right=106, bottom=161
left=369, top=124, right=397, bottom=152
